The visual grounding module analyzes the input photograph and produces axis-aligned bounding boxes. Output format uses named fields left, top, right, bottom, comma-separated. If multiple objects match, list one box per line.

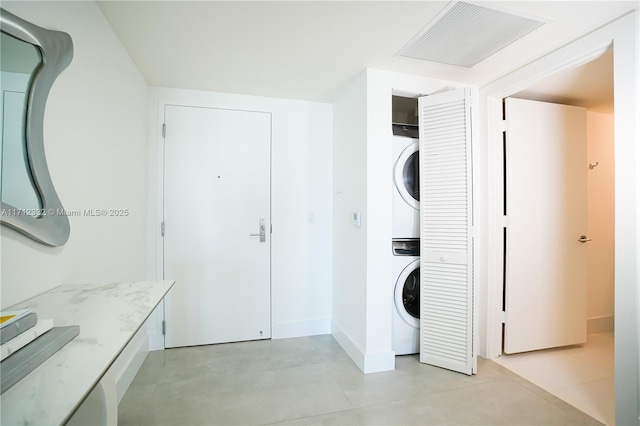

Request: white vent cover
left=397, top=2, right=545, bottom=68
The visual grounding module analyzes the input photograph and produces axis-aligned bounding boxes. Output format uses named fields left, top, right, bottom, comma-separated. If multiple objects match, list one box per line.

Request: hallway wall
left=586, top=111, right=615, bottom=333
left=1, top=1, right=150, bottom=309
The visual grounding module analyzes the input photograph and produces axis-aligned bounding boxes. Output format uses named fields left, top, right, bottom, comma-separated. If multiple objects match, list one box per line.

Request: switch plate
left=352, top=212, right=362, bottom=227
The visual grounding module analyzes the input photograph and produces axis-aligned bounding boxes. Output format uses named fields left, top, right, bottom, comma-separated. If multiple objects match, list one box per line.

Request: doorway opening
left=496, top=49, right=614, bottom=425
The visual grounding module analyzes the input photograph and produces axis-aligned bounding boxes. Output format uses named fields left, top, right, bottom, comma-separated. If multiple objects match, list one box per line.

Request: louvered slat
left=419, top=88, right=474, bottom=375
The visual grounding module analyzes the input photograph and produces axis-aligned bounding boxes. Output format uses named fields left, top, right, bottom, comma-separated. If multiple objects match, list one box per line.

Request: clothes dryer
left=392, top=239, right=420, bottom=355
left=393, top=135, right=420, bottom=239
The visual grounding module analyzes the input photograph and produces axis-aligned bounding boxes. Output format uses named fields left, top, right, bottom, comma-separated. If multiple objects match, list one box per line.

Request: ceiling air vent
left=397, top=2, right=546, bottom=68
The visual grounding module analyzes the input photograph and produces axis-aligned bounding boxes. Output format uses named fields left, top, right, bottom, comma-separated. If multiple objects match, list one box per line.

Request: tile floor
left=118, top=335, right=602, bottom=425
left=494, top=332, right=614, bottom=426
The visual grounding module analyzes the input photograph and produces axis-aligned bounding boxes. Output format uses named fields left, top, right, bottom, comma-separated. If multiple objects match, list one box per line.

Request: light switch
left=352, top=212, right=362, bottom=228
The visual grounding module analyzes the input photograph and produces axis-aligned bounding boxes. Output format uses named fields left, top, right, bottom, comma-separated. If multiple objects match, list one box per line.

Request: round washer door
left=394, top=142, right=419, bottom=210
left=394, top=259, right=420, bottom=328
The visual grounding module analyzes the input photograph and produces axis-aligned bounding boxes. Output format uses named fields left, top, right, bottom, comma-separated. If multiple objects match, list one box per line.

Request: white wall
left=1, top=1, right=150, bottom=309
left=147, top=87, right=333, bottom=339
left=332, top=69, right=464, bottom=373
left=331, top=72, right=368, bottom=368
left=586, top=111, right=614, bottom=333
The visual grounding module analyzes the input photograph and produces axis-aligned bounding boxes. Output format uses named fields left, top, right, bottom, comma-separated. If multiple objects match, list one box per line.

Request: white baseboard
left=111, top=321, right=149, bottom=403
left=272, top=318, right=331, bottom=339
left=148, top=332, right=165, bottom=351
left=112, top=305, right=166, bottom=406
left=587, top=315, right=614, bottom=334
left=331, top=321, right=395, bottom=374
left=364, top=350, right=395, bottom=373
left=148, top=303, right=165, bottom=351
left=332, top=322, right=366, bottom=372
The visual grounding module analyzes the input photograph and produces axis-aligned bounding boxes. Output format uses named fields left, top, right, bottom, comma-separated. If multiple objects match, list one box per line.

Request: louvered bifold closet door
left=419, top=88, right=474, bottom=375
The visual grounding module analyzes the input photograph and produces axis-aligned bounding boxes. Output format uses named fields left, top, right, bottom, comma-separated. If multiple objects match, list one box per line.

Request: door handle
left=249, top=218, right=266, bottom=242
left=578, top=235, right=592, bottom=243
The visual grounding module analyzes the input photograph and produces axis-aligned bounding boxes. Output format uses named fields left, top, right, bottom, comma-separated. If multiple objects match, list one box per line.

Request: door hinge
left=502, top=215, right=508, bottom=227
left=162, top=320, right=166, bottom=335
left=161, top=221, right=165, bottom=237
left=500, top=311, right=506, bottom=324
left=162, top=123, right=166, bottom=138
left=500, top=119, right=507, bottom=132
left=270, top=223, right=272, bottom=234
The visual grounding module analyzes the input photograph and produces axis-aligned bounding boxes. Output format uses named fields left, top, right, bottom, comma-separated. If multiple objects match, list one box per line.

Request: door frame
left=152, top=98, right=274, bottom=347
left=479, top=11, right=637, bottom=423
left=161, top=104, right=273, bottom=347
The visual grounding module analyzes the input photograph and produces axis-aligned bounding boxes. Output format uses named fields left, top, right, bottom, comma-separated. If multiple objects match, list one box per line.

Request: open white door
left=504, top=98, right=587, bottom=354
left=419, top=88, right=475, bottom=375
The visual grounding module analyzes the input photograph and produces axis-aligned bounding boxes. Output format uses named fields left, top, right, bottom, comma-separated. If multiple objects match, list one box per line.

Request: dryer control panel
left=392, top=239, right=420, bottom=256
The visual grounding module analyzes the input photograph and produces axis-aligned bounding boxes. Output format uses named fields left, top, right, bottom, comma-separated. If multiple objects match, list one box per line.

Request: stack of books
left=0, top=309, right=53, bottom=361
left=1, top=309, right=80, bottom=394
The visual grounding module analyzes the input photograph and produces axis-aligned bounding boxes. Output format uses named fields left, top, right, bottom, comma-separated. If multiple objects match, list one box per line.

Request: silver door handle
left=249, top=218, right=266, bottom=242
left=578, top=235, right=592, bottom=243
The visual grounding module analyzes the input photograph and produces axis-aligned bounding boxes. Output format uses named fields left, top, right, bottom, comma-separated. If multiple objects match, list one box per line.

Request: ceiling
left=97, top=1, right=636, bottom=103
left=513, top=48, right=614, bottom=113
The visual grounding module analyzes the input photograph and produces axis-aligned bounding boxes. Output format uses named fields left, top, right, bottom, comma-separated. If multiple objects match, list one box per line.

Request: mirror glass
left=0, top=8, right=73, bottom=246
left=0, top=32, right=43, bottom=215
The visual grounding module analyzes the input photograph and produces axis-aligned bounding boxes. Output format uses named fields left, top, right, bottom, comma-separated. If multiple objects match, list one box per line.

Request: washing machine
left=392, top=239, right=420, bottom=355
left=392, top=133, right=420, bottom=239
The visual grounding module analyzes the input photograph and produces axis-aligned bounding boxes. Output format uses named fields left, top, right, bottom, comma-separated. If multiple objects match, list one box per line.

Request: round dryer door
left=394, top=259, right=420, bottom=328
left=394, top=142, right=419, bottom=210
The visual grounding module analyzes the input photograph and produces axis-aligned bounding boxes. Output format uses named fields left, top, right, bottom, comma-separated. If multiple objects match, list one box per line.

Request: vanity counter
left=0, top=280, right=174, bottom=425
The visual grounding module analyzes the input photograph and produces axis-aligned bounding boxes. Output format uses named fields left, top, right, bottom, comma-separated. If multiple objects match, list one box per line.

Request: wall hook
left=589, top=162, right=599, bottom=169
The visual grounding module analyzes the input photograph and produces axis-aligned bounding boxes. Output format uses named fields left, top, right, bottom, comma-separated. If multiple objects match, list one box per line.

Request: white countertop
left=0, top=280, right=174, bottom=425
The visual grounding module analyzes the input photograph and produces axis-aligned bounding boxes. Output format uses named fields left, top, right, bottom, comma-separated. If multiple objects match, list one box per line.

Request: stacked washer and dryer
left=392, top=119, right=421, bottom=356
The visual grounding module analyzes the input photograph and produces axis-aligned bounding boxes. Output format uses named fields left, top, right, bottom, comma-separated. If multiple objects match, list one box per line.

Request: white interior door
left=163, top=105, right=271, bottom=348
left=419, top=88, right=475, bottom=375
left=504, top=98, right=587, bottom=354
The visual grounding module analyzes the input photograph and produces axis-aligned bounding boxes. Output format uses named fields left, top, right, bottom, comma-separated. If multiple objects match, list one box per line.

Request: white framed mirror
left=0, top=8, right=72, bottom=246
